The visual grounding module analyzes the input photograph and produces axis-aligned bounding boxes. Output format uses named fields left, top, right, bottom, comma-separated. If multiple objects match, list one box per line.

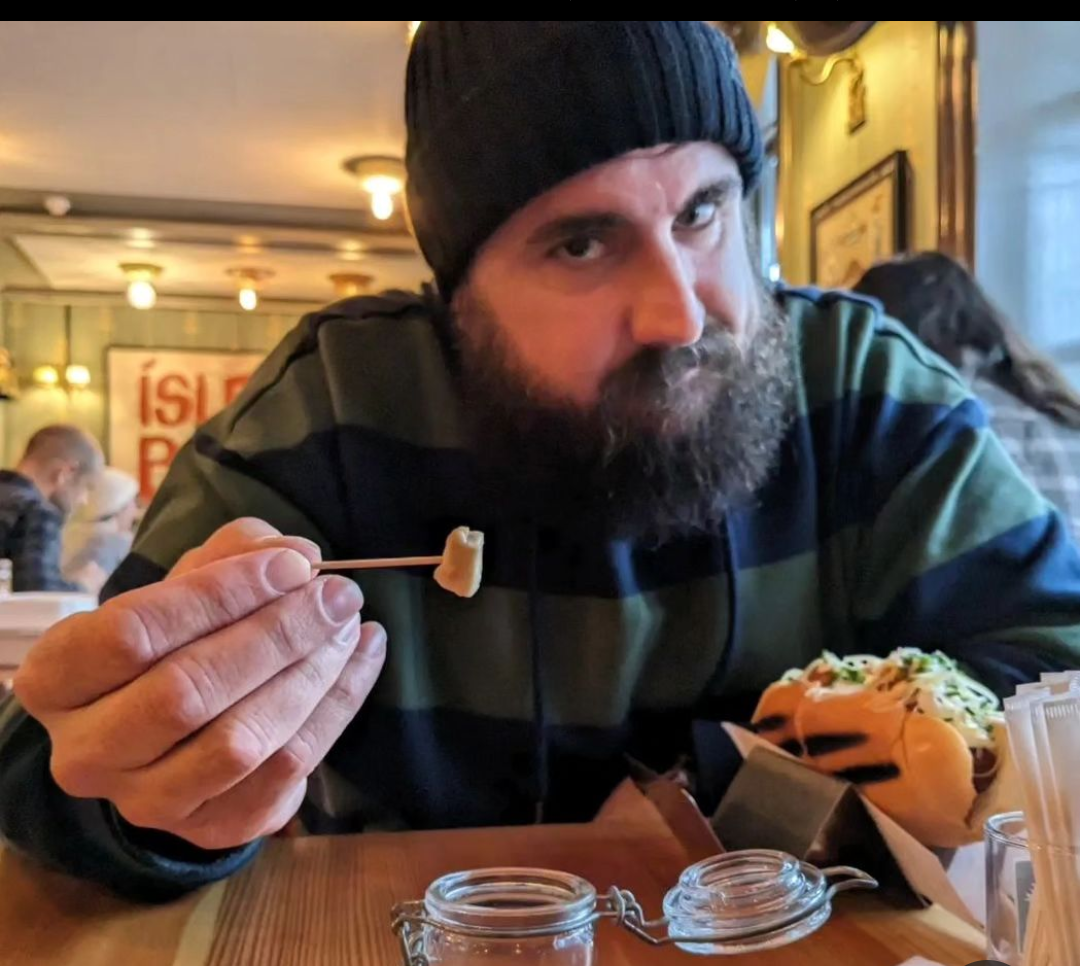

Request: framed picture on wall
left=810, top=151, right=911, bottom=290
left=106, top=346, right=265, bottom=501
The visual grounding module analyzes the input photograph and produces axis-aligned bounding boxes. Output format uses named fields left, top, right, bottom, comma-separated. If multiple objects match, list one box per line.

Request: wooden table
left=0, top=802, right=985, bottom=966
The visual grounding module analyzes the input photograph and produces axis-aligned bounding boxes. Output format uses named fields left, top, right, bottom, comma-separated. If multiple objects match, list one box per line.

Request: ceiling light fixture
left=120, top=263, right=162, bottom=310
left=765, top=23, right=797, bottom=55
left=330, top=273, right=375, bottom=299
left=227, top=268, right=275, bottom=312
left=43, top=195, right=72, bottom=218
left=342, top=156, right=406, bottom=223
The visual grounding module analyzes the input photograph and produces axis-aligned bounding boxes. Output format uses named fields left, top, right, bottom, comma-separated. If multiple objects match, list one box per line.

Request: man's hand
left=15, top=519, right=387, bottom=851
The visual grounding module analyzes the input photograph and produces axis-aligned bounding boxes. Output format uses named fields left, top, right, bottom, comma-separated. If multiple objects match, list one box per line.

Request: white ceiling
left=0, top=21, right=428, bottom=299
left=0, top=21, right=410, bottom=209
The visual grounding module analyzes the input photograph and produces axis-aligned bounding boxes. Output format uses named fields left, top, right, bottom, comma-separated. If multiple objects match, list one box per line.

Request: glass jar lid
left=663, top=851, right=847, bottom=954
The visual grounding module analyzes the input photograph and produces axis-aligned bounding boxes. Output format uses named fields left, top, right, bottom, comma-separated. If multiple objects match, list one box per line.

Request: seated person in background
left=0, top=22, right=1079, bottom=903
left=63, top=467, right=141, bottom=596
left=855, top=251, right=1080, bottom=538
left=0, top=425, right=103, bottom=592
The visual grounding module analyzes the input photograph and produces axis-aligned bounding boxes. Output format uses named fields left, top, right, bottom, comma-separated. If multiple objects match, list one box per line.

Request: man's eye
left=553, top=236, right=607, bottom=262
left=676, top=201, right=719, bottom=231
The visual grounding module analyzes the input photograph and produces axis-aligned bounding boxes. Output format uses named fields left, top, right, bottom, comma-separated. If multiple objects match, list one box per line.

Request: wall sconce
left=32, top=364, right=92, bottom=391
left=330, top=273, right=375, bottom=299
left=65, top=365, right=92, bottom=389
left=766, top=22, right=867, bottom=134
left=31, top=308, right=94, bottom=394
left=227, top=268, right=275, bottom=312
left=33, top=365, right=60, bottom=388
left=120, top=263, right=163, bottom=310
left=342, top=156, right=406, bottom=223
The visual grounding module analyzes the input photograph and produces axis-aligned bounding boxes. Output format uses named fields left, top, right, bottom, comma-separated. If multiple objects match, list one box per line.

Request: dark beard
left=453, top=287, right=797, bottom=540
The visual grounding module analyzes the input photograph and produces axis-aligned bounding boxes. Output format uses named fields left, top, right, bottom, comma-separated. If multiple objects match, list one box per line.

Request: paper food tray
left=720, top=724, right=983, bottom=929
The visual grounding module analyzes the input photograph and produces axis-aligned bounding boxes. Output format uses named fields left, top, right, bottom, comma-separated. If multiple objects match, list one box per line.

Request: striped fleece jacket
left=2, top=285, right=1079, bottom=900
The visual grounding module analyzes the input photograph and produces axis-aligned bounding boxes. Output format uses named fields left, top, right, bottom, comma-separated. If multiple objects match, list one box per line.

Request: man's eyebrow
left=679, top=176, right=741, bottom=212
left=526, top=176, right=742, bottom=247
left=527, top=213, right=626, bottom=248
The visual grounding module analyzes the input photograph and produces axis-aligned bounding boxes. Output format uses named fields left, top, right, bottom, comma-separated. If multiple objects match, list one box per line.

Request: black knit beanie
left=406, top=21, right=764, bottom=298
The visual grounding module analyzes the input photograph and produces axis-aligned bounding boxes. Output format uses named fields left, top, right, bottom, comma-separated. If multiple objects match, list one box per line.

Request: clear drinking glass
left=419, top=868, right=596, bottom=965
left=986, top=812, right=1036, bottom=963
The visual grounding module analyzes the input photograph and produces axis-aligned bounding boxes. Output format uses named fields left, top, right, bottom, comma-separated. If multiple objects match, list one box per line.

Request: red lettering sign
left=110, top=349, right=265, bottom=502
left=138, top=436, right=179, bottom=500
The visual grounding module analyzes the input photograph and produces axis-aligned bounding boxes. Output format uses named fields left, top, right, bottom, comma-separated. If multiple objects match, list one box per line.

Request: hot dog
left=752, top=648, right=1017, bottom=849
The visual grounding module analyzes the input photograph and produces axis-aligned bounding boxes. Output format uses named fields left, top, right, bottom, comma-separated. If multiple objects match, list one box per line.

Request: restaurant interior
left=1, top=20, right=1079, bottom=966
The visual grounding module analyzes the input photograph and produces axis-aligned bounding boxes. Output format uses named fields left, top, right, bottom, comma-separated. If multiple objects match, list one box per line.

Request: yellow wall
left=0, top=297, right=300, bottom=466
left=779, top=20, right=939, bottom=285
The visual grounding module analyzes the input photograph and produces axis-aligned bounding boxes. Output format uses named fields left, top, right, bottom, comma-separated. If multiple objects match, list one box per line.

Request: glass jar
left=400, top=868, right=597, bottom=965
left=392, top=852, right=876, bottom=964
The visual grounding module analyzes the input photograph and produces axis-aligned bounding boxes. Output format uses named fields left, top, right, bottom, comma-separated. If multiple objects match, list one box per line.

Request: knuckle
left=99, top=604, right=160, bottom=670
left=191, top=563, right=260, bottom=616
left=151, top=658, right=218, bottom=736
left=12, top=664, right=43, bottom=714
left=211, top=718, right=270, bottom=778
left=331, top=652, right=382, bottom=710
left=174, top=572, right=251, bottom=635
left=260, top=592, right=322, bottom=664
left=333, top=667, right=369, bottom=706
left=294, top=654, right=335, bottom=695
left=51, top=749, right=103, bottom=799
left=275, top=741, right=315, bottom=785
left=15, top=611, right=116, bottom=713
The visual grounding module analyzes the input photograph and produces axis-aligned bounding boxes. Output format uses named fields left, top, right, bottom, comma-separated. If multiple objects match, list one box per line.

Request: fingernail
left=333, top=615, right=361, bottom=647
left=366, top=623, right=388, bottom=659
left=265, top=550, right=312, bottom=592
left=321, top=577, right=363, bottom=624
